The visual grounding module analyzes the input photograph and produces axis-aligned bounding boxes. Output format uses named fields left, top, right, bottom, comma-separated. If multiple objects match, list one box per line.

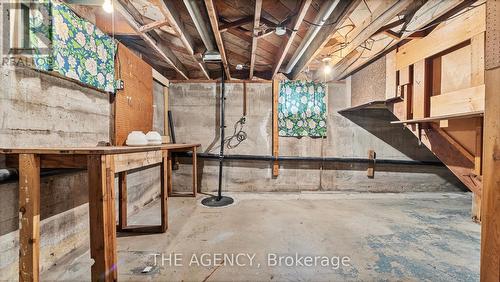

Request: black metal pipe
left=168, top=110, right=176, bottom=144
left=175, top=152, right=444, bottom=166
left=217, top=62, right=226, bottom=200
left=0, top=168, right=84, bottom=185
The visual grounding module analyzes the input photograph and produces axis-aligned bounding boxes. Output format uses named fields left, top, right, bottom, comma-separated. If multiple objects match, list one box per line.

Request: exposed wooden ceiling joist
left=331, top=0, right=415, bottom=69
left=272, top=0, right=312, bottom=78
left=151, top=0, right=210, bottom=79
left=116, top=0, right=189, bottom=79
left=249, top=0, right=263, bottom=79
left=219, top=16, right=253, bottom=32
left=204, top=0, right=232, bottom=79
left=138, top=19, right=172, bottom=33
left=288, top=0, right=362, bottom=80
left=331, top=0, right=476, bottom=80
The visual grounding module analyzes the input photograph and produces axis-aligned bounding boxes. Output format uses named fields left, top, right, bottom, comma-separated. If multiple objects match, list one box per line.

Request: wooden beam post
left=272, top=79, right=279, bottom=177
left=88, top=155, right=117, bottom=282
left=118, top=171, right=127, bottom=231
left=249, top=0, right=262, bottom=79
left=192, top=146, right=198, bottom=197
left=19, top=154, right=40, bottom=282
left=480, top=0, right=500, bottom=280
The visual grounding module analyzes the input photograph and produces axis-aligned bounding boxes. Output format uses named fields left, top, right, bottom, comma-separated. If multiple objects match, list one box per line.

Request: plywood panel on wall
left=440, top=44, right=472, bottom=94
left=430, top=84, right=485, bottom=117
left=114, top=43, right=153, bottom=145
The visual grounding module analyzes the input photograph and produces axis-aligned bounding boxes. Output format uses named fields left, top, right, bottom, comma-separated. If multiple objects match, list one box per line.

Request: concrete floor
left=43, top=192, right=480, bottom=281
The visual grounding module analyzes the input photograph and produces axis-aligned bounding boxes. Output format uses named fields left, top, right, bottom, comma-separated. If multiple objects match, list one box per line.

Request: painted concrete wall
left=168, top=81, right=465, bottom=193
left=0, top=67, right=161, bottom=279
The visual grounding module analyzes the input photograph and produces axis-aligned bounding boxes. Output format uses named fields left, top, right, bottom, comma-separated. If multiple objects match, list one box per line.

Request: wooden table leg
left=118, top=171, right=127, bottom=231
left=160, top=153, right=168, bottom=232
left=167, top=151, right=173, bottom=197
left=19, top=154, right=40, bottom=282
left=192, top=147, right=197, bottom=197
left=88, top=155, right=117, bottom=282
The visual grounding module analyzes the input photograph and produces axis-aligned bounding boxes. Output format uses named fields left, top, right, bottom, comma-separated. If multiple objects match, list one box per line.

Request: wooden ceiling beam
left=272, top=0, right=312, bottom=78
left=288, top=0, right=362, bottom=80
left=138, top=19, right=174, bottom=34
left=374, top=17, right=406, bottom=35
left=249, top=0, right=263, bottom=79
left=204, top=0, right=232, bottom=79
left=116, top=0, right=189, bottom=79
left=219, top=16, right=253, bottom=32
left=152, top=0, right=210, bottom=79
left=331, top=0, right=475, bottom=80
left=331, top=0, right=414, bottom=67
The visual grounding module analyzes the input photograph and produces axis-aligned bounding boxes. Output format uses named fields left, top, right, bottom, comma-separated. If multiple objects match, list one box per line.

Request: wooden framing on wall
left=480, top=0, right=500, bottom=280
left=272, top=79, right=279, bottom=177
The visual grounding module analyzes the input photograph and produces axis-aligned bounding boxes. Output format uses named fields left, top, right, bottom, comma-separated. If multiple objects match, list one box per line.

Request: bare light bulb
left=102, top=0, right=113, bottom=13
left=324, top=64, right=331, bottom=74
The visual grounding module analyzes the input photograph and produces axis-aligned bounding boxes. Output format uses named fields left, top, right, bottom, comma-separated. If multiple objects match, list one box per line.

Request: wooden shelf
left=338, top=100, right=387, bottom=113
left=391, top=111, right=484, bottom=124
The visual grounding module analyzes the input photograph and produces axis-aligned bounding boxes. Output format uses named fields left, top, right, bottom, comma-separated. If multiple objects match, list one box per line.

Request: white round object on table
left=126, top=131, right=148, bottom=146
left=145, top=131, right=162, bottom=145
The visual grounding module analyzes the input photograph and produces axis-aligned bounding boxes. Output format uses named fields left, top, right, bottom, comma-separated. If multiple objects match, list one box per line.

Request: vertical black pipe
left=218, top=62, right=225, bottom=200
left=168, top=110, right=176, bottom=144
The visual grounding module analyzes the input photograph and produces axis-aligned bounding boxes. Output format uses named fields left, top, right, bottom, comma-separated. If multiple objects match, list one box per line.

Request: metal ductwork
left=284, top=0, right=341, bottom=73
left=183, top=0, right=217, bottom=52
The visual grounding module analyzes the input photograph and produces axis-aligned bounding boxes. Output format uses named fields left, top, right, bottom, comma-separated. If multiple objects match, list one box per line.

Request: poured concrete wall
left=169, top=81, right=465, bottom=193
left=0, top=67, right=161, bottom=279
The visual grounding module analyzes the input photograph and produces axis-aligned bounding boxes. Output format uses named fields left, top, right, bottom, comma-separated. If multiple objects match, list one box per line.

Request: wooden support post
left=88, top=155, right=117, bottom=282
left=167, top=151, right=173, bottom=196
left=272, top=79, right=279, bottom=177
left=160, top=153, right=168, bottom=232
left=192, top=146, right=197, bottom=197
left=118, top=171, right=127, bottom=231
left=19, top=154, right=40, bottom=282
left=367, top=150, right=376, bottom=178
left=480, top=0, right=500, bottom=280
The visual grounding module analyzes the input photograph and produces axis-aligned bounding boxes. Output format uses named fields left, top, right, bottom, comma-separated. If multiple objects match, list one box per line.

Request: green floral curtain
left=30, top=1, right=116, bottom=92
left=278, top=81, right=327, bottom=137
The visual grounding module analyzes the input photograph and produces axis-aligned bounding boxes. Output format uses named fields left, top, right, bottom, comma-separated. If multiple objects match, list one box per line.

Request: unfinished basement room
left=1, top=0, right=499, bottom=281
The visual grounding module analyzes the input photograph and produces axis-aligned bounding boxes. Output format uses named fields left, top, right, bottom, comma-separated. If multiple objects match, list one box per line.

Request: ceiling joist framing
left=151, top=0, right=210, bottom=79
left=116, top=0, right=189, bottom=79
left=204, top=0, right=232, bottom=79
left=329, top=0, right=415, bottom=74
left=331, top=0, right=476, bottom=80
left=249, top=0, right=263, bottom=79
left=272, top=0, right=312, bottom=77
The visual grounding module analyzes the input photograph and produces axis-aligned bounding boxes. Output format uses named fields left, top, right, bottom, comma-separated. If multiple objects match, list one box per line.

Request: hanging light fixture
left=275, top=26, right=286, bottom=36
left=322, top=57, right=332, bottom=75
left=102, top=0, right=113, bottom=13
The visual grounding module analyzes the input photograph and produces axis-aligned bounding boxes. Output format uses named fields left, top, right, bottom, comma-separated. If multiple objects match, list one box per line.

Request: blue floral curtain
left=30, top=1, right=116, bottom=92
left=278, top=81, right=327, bottom=137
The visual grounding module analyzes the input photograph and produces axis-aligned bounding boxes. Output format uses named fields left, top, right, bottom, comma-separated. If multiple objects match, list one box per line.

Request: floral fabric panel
left=30, top=1, right=53, bottom=70
left=278, top=81, right=327, bottom=137
left=31, top=1, right=116, bottom=92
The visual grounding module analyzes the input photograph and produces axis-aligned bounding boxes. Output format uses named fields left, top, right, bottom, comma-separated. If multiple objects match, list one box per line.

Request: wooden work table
left=0, top=143, right=200, bottom=282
